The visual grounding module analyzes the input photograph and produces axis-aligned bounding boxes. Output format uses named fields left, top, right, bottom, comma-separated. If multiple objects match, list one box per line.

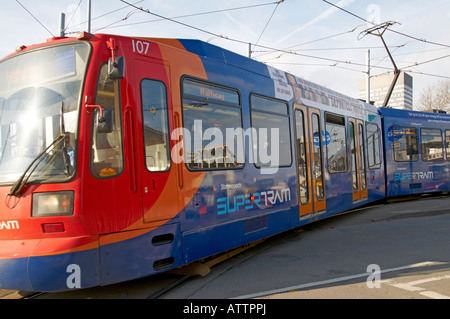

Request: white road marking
left=420, top=291, right=450, bottom=299
left=384, top=274, right=450, bottom=299
left=387, top=275, right=450, bottom=291
left=232, top=261, right=439, bottom=299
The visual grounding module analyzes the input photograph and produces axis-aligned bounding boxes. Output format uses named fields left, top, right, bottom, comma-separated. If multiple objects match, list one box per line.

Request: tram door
left=134, top=58, right=179, bottom=223
left=348, top=118, right=368, bottom=201
left=294, top=105, right=326, bottom=219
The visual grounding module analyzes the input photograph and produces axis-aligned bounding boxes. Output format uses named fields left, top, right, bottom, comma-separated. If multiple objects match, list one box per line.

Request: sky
left=1, top=0, right=450, bottom=108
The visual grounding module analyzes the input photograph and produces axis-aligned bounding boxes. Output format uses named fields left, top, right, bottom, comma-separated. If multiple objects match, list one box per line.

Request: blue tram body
left=380, top=107, right=450, bottom=197
left=0, top=34, right=447, bottom=292
left=176, top=39, right=386, bottom=265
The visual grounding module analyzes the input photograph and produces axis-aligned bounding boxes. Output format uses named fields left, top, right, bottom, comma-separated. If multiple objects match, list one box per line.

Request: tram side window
left=182, top=79, right=244, bottom=170
left=358, top=123, right=367, bottom=190
left=90, top=64, right=124, bottom=178
left=349, top=122, right=358, bottom=191
left=141, top=79, right=171, bottom=172
left=421, top=128, right=443, bottom=161
left=295, top=109, right=309, bottom=204
left=366, top=123, right=381, bottom=169
left=325, top=114, right=347, bottom=173
left=446, top=130, right=450, bottom=161
left=393, top=126, right=418, bottom=162
left=311, top=113, right=324, bottom=200
left=250, top=94, right=292, bottom=168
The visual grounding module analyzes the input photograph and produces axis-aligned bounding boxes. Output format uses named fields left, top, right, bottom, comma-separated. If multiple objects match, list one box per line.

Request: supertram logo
left=394, top=171, right=434, bottom=181
left=217, top=188, right=291, bottom=215
left=0, top=220, right=20, bottom=230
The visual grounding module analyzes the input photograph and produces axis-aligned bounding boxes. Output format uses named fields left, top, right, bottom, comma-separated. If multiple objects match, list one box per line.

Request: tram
left=380, top=107, right=450, bottom=197
left=0, top=32, right=446, bottom=292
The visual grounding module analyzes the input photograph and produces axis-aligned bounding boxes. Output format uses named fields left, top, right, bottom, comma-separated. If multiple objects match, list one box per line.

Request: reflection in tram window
left=311, top=113, right=324, bottom=200
left=182, top=79, right=244, bottom=170
left=251, top=94, right=292, bottom=168
left=446, top=130, right=450, bottom=160
left=90, top=63, right=124, bottom=178
left=366, top=123, right=381, bottom=169
left=358, top=123, right=367, bottom=190
left=325, top=114, right=347, bottom=173
left=393, top=126, right=418, bottom=162
left=421, top=128, right=443, bottom=161
left=295, top=109, right=309, bottom=204
left=349, top=121, right=358, bottom=191
left=141, top=79, right=171, bottom=172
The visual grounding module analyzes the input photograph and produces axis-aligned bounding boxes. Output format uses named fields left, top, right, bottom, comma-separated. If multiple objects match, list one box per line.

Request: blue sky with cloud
left=1, top=0, right=449, bottom=107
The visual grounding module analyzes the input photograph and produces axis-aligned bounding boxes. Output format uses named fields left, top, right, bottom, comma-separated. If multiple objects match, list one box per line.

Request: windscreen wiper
left=9, top=134, right=66, bottom=197
left=9, top=101, right=73, bottom=197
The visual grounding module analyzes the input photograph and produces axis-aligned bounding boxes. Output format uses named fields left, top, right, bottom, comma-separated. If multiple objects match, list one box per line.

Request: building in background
left=358, top=72, right=413, bottom=110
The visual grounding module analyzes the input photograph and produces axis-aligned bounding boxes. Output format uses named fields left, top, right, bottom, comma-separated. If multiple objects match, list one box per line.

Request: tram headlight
left=32, top=191, right=74, bottom=217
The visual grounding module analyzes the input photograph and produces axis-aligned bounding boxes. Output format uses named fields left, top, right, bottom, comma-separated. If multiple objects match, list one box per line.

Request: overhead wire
left=320, top=0, right=450, bottom=79
left=64, top=0, right=83, bottom=31
left=321, top=0, right=450, bottom=49
left=371, top=46, right=450, bottom=59
left=9, top=0, right=450, bottom=84
left=280, top=25, right=363, bottom=50
left=115, top=0, right=373, bottom=74
left=404, top=70, right=450, bottom=80
left=64, top=0, right=145, bottom=34
left=15, top=0, right=55, bottom=37
left=119, top=0, right=361, bottom=67
left=267, top=61, right=368, bottom=74
left=97, top=1, right=282, bottom=32
left=252, top=25, right=364, bottom=59
left=118, top=0, right=450, bottom=80
left=118, top=1, right=386, bottom=72
left=252, top=0, right=284, bottom=56
left=93, top=9, right=143, bottom=33
left=119, top=0, right=284, bottom=46
left=403, top=54, right=450, bottom=69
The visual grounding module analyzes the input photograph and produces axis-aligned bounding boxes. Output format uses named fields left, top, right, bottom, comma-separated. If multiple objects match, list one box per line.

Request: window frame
left=140, top=78, right=172, bottom=173
left=358, top=122, right=367, bottom=190
left=366, top=122, right=381, bottom=169
left=249, top=93, right=292, bottom=169
left=311, top=112, right=325, bottom=200
left=325, top=112, right=348, bottom=174
left=446, top=130, right=450, bottom=161
left=181, top=77, right=244, bottom=171
left=420, top=128, right=444, bottom=162
left=348, top=121, right=358, bottom=191
left=89, top=62, right=125, bottom=179
left=294, top=109, right=309, bottom=204
left=393, top=126, right=419, bottom=162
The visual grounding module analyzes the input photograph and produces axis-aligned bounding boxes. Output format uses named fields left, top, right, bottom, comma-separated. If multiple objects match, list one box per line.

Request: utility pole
left=59, top=13, right=66, bottom=37
left=359, top=21, right=401, bottom=108
left=366, top=49, right=370, bottom=104
left=87, top=0, right=92, bottom=33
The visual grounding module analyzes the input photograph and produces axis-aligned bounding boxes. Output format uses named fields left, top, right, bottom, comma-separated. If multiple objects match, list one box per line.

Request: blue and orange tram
left=380, top=107, right=450, bottom=197
left=0, top=33, right=448, bottom=291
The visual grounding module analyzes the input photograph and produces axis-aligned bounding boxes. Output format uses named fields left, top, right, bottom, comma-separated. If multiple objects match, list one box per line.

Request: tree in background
left=417, top=80, right=450, bottom=113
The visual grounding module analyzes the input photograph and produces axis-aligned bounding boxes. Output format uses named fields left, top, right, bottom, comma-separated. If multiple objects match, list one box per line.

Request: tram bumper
left=0, top=236, right=100, bottom=292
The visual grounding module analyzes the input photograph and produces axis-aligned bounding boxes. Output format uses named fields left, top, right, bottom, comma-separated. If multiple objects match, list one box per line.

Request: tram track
left=21, top=292, right=48, bottom=299
left=4, top=195, right=448, bottom=300
left=148, top=238, right=271, bottom=299
left=146, top=275, right=192, bottom=299
left=0, top=238, right=269, bottom=299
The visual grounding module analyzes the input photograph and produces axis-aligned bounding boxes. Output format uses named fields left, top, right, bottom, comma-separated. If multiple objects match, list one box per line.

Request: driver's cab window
left=90, top=64, right=124, bottom=178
